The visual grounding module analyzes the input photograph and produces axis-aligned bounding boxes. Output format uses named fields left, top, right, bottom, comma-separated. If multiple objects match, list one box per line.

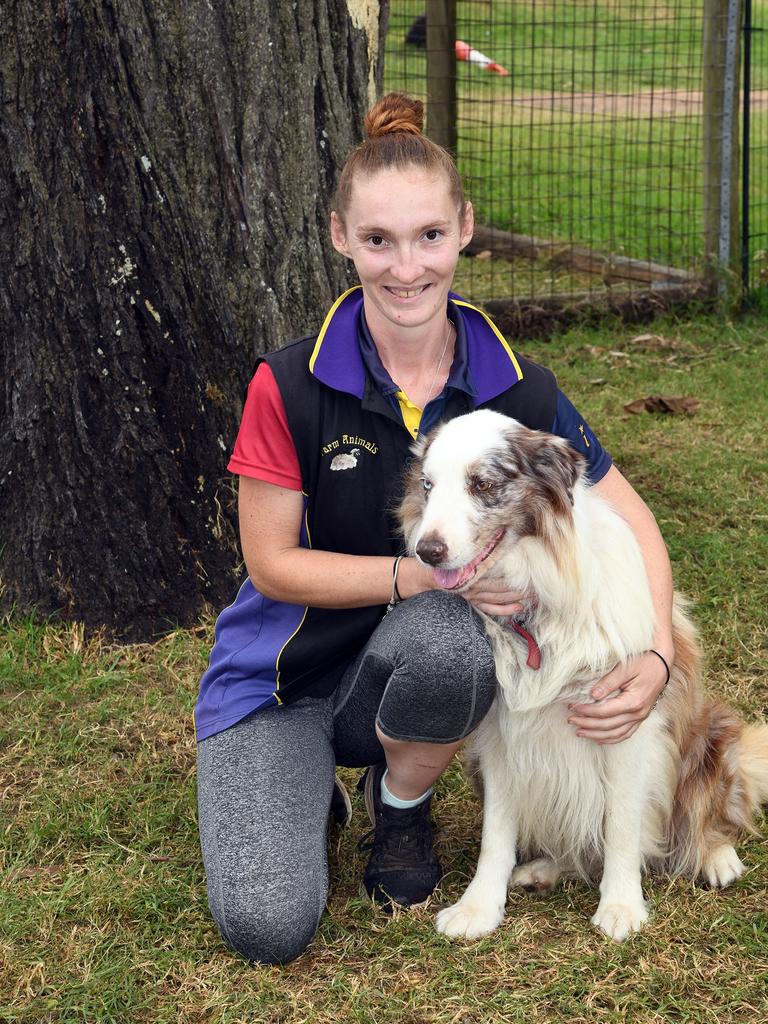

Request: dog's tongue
left=433, top=566, right=468, bottom=589
left=431, top=530, right=505, bottom=591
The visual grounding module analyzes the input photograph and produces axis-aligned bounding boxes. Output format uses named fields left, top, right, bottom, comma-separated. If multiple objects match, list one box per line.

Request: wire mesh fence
left=383, top=0, right=767, bottom=312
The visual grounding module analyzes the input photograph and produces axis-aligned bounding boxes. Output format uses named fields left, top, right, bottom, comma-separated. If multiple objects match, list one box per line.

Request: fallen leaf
left=474, top=249, right=493, bottom=260
left=623, top=395, right=701, bottom=416
left=628, top=333, right=679, bottom=350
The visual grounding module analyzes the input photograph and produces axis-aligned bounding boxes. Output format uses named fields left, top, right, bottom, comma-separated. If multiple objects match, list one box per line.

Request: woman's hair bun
left=334, top=90, right=464, bottom=221
left=364, top=92, right=424, bottom=139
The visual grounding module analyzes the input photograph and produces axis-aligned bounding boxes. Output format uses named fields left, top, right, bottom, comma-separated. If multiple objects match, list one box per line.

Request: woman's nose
left=390, top=248, right=424, bottom=284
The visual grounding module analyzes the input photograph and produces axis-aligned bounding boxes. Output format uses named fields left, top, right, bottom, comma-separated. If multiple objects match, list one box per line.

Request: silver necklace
left=422, top=318, right=454, bottom=405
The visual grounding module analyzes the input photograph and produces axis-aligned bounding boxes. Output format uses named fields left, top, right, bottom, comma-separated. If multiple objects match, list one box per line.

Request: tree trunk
left=0, top=0, right=385, bottom=639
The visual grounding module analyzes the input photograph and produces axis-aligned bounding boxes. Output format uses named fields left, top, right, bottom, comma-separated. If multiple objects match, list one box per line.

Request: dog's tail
left=668, top=704, right=767, bottom=876
left=662, top=602, right=768, bottom=879
left=738, top=723, right=768, bottom=810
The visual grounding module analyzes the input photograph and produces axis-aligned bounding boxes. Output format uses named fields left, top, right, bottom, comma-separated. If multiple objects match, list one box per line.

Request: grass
left=459, top=112, right=710, bottom=268
left=386, top=0, right=757, bottom=93
left=2, top=312, right=767, bottom=1023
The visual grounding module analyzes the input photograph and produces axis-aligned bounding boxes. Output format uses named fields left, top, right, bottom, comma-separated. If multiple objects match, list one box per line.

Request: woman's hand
left=567, top=651, right=670, bottom=745
left=461, top=575, right=528, bottom=617
left=398, top=558, right=527, bottom=616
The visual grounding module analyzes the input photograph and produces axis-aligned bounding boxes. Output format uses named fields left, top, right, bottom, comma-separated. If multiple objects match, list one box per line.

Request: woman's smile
left=384, top=283, right=432, bottom=300
left=330, top=165, right=474, bottom=338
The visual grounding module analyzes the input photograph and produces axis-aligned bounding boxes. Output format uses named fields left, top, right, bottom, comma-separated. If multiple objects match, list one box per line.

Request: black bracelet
left=386, top=555, right=405, bottom=615
left=648, top=649, right=671, bottom=689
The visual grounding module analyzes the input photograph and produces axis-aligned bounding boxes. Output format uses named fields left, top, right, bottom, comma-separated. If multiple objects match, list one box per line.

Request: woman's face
left=330, top=165, right=474, bottom=336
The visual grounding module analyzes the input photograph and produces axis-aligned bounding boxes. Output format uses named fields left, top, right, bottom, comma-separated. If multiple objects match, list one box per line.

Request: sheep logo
left=330, top=448, right=362, bottom=471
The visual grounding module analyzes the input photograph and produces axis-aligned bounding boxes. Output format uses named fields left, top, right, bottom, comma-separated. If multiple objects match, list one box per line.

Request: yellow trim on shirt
left=395, top=390, right=422, bottom=439
left=308, top=285, right=363, bottom=374
left=274, top=606, right=309, bottom=693
left=452, top=299, right=525, bottom=380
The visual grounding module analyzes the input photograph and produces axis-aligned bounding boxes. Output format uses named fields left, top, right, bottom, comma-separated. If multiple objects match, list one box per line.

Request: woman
left=195, top=93, right=674, bottom=965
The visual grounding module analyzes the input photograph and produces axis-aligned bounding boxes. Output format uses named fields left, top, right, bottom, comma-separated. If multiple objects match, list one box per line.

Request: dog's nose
left=416, top=535, right=448, bottom=565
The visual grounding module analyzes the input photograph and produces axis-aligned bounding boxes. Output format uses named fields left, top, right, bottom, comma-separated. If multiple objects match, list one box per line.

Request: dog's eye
left=421, top=477, right=433, bottom=492
left=471, top=477, right=496, bottom=494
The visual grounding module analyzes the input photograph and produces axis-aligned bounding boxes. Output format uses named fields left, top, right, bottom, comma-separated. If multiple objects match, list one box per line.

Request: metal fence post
left=703, top=0, right=743, bottom=294
left=426, top=0, right=457, bottom=154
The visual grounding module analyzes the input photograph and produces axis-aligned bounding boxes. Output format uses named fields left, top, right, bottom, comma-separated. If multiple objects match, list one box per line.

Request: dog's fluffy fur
left=399, top=409, right=768, bottom=941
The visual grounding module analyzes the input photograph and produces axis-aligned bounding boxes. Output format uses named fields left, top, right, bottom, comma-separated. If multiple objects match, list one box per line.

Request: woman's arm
left=567, top=464, right=675, bottom=744
left=238, top=475, right=440, bottom=607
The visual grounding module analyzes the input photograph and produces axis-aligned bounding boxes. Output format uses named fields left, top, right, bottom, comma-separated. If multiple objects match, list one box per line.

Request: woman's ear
left=459, top=201, right=474, bottom=251
left=330, top=211, right=351, bottom=258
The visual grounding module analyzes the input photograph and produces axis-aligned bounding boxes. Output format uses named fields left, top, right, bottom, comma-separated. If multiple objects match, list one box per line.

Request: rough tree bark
left=0, top=0, right=385, bottom=638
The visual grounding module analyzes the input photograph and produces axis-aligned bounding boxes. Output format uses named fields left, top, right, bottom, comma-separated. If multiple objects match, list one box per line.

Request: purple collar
left=308, top=286, right=524, bottom=404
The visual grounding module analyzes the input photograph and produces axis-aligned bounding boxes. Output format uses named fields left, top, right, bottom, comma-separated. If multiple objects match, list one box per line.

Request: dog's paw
left=435, top=899, right=505, bottom=940
left=511, top=858, right=561, bottom=894
left=591, top=899, right=649, bottom=941
left=703, top=845, right=745, bottom=888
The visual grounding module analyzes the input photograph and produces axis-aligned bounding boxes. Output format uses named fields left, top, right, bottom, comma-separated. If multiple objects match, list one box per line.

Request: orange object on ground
left=455, top=39, right=509, bottom=76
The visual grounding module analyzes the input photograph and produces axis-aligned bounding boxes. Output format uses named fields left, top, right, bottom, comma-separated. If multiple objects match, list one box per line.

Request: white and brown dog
left=399, top=409, right=768, bottom=941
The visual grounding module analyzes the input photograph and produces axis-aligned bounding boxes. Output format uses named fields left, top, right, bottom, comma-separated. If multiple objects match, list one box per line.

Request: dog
left=398, top=409, right=768, bottom=941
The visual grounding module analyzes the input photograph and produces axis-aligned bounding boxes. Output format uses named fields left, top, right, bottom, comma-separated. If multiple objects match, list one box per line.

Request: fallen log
left=479, top=280, right=715, bottom=339
left=465, top=223, right=697, bottom=285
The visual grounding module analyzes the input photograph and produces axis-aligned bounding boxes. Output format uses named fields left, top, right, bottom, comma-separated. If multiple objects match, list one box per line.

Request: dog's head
left=398, top=409, right=585, bottom=589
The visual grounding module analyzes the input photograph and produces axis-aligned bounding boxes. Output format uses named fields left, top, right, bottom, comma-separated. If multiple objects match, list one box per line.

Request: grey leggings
left=196, top=590, right=497, bottom=964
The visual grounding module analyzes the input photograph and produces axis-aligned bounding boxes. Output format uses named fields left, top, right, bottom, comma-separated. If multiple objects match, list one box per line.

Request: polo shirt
left=195, top=287, right=611, bottom=741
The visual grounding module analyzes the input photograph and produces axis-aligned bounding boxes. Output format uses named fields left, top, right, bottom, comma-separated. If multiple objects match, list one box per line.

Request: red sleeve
left=227, top=363, right=303, bottom=490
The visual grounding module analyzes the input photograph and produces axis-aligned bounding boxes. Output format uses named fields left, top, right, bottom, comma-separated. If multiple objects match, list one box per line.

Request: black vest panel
left=256, top=337, right=557, bottom=704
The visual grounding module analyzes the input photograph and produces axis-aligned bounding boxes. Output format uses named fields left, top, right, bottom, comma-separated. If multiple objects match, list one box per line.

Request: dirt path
left=502, top=88, right=768, bottom=117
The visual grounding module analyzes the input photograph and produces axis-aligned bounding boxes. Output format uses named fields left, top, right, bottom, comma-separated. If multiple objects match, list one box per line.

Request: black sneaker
left=358, top=763, right=442, bottom=907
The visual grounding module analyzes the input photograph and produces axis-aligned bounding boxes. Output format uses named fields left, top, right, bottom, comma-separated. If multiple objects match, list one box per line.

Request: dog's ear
left=534, top=437, right=584, bottom=490
left=504, top=425, right=585, bottom=513
left=395, top=432, right=434, bottom=547
left=409, top=431, right=432, bottom=462
left=531, top=436, right=585, bottom=507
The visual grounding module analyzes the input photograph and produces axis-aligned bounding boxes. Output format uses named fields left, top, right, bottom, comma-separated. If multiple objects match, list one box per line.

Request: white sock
left=380, top=770, right=433, bottom=809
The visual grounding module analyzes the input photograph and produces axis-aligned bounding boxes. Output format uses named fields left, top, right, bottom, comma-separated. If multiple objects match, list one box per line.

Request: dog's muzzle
left=418, top=529, right=506, bottom=590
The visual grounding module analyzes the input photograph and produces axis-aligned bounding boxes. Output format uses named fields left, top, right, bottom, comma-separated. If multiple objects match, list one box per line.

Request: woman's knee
left=210, top=884, right=325, bottom=965
left=376, top=590, right=498, bottom=741
left=386, top=590, right=488, bottom=665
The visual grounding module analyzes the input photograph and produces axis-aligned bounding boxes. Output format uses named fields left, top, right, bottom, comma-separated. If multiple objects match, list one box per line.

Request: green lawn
left=384, top=1, right=768, bottom=289
left=2, top=313, right=766, bottom=1024
left=386, top=0, right=768, bottom=96
left=387, top=0, right=725, bottom=94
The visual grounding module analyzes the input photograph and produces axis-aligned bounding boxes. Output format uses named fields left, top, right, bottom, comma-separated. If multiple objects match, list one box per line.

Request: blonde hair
left=333, top=92, right=466, bottom=223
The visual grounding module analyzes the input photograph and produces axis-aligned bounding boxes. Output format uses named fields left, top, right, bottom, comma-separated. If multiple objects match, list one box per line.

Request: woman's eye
left=368, top=235, right=385, bottom=247
left=424, top=229, right=442, bottom=241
